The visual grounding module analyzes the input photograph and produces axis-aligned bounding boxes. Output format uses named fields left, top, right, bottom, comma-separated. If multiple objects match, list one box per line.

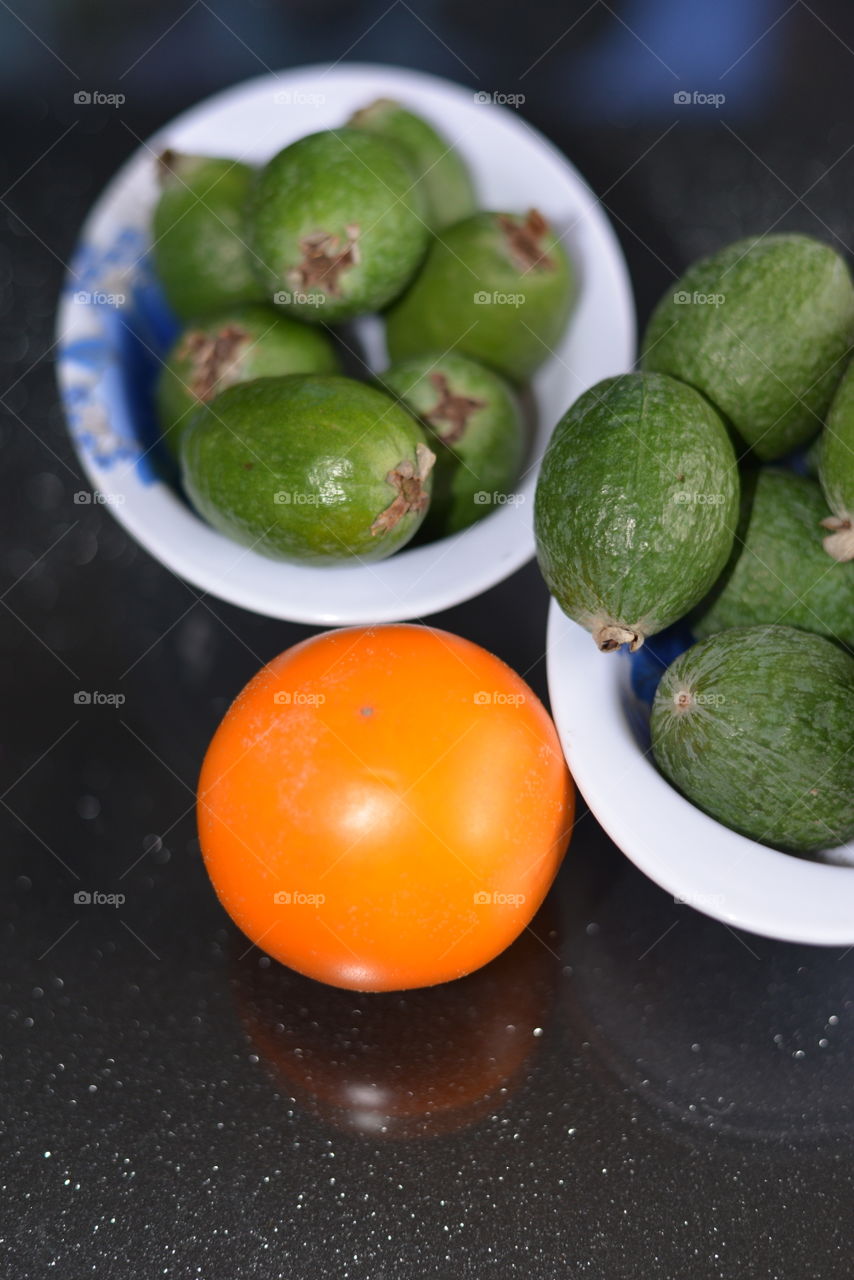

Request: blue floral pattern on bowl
left=58, top=227, right=179, bottom=484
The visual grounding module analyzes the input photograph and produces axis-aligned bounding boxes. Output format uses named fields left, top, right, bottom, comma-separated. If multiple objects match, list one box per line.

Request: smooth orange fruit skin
left=197, top=624, right=574, bottom=991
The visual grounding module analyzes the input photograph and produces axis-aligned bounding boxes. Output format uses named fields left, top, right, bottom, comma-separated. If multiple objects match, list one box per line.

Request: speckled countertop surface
left=3, top=3, right=854, bottom=1277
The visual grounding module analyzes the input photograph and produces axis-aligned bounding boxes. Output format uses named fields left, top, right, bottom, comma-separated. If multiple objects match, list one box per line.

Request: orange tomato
left=198, top=624, right=574, bottom=991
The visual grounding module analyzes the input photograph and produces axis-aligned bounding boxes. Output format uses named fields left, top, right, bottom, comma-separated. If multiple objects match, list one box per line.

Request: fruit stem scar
left=821, top=514, right=854, bottom=562
left=673, top=689, right=695, bottom=711
left=497, top=208, right=555, bottom=273
left=347, top=98, right=395, bottom=126
left=179, top=325, right=249, bottom=402
left=157, top=149, right=200, bottom=186
left=594, top=624, right=643, bottom=653
left=423, top=372, right=487, bottom=445
left=157, top=148, right=178, bottom=183
left=290, top=225, right=361, bottom=297
left=371, top=443, right=436, bottom=536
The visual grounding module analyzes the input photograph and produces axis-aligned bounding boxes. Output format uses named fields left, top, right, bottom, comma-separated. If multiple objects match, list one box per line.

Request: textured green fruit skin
left=246, top=130, right=429, bottom=322
left=156, top=305, right=339, bottom=458
left=181, top=375, right=432, bottom=564
left=381, top=352, right=524, bottom=536
left=651, top=625, right=854, bottom=853
left=534, top=372, right=739, bottom=648
left=803, top=433, right=823, bottom=479
left=821, top=357, right=854, bottom=521
left=642, top=234, right=854, bottom=460
left=693, top=469, right=854, bottom=648
left=385, top=212, right=574, bottom=384
left=348, top=99, right=476, bottom=231
left=152, top=156, right=262, bottom=321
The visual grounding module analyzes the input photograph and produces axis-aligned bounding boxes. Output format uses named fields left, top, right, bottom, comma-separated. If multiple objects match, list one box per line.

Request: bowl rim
left=54, top=62, right=635, bottom=626
left=546, top=600, right=854, bottom=947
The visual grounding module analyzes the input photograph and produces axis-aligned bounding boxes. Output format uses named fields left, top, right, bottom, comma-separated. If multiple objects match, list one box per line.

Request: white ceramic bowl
left=546, top=602, right=854, bottom=946
left=55, top=63, right=634, bottom=625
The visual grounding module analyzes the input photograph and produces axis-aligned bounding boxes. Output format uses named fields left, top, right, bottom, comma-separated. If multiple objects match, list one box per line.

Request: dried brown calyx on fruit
left=371, top=443, right=436, bottom=536
left=347, top=98, right=397, bottom=127
left=179, top=325, right=249, bottom=402
left=156, top=149, right=202, bottom=187
left=290, top=225, right=361, bottom=297
left=422, top=372, right=486, bottom=445
left=157, top=148, right=179, bottom=184
left=594, top=624, right=644, bottom=653
left=821, top=514, right=854, bottom=562
left=497, top=208, right=555, bottom=273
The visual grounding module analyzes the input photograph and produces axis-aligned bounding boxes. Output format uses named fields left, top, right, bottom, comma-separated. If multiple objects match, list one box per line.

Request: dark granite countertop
left=2, top=2, right=853, bottom=1276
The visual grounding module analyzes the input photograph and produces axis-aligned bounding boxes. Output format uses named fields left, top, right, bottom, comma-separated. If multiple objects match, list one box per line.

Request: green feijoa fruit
left=347, top=98, right=476, bottom=231
left=534, top=372, right=739, bottom=653
left=152, top=152, right=262, bottom=321
left=385, top=209, right=574, bottom=384
left=820, top=358, right=854, bottom=562
left=803, top=432, right=823, bottom=479
left=246, top=130, right=429, bottom=322
left=642, top=234, right=854, bottom=460
left=156, top=305, right=340, bottom=458
left=380, top=353, right=524, bottom=537
left=693, top=469, right=854, bottom=649
left=651, top=625, right=854, bottom=853
left=181, top=375, right=435, bottom=564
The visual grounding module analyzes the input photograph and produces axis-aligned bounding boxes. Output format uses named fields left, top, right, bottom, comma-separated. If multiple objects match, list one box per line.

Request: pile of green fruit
left=535, top=233, right=854, bottom=856
left=150, top=104, right=575, bottom=563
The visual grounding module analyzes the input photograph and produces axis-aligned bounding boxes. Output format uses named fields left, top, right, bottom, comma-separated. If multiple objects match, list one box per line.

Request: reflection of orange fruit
left=199, top=624, right=574, bottom=991
left=233, top=903, right=561, bottom=1139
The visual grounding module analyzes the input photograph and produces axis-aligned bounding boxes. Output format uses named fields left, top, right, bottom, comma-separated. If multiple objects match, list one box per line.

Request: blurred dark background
left=3, top=3, right=854, bottom=1277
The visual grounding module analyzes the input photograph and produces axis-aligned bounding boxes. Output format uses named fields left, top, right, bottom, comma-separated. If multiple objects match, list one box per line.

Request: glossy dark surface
left=3, top=3, right=854, bottom=1276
